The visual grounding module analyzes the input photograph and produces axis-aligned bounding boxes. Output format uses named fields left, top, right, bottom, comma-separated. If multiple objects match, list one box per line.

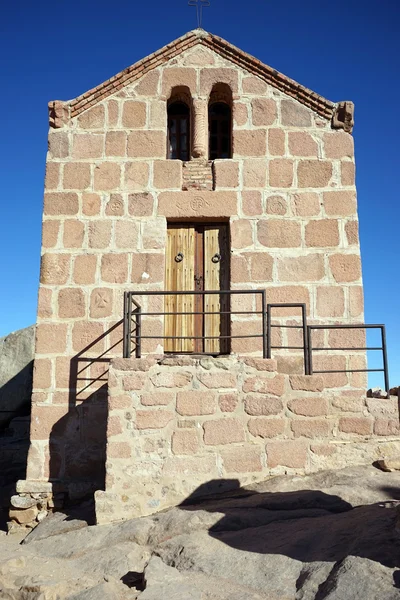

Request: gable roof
left=56, top=29, right=341, bottom=123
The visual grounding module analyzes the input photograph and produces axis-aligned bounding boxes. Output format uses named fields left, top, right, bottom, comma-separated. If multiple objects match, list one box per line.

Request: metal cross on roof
left=188, top=0, right=210, bottom=29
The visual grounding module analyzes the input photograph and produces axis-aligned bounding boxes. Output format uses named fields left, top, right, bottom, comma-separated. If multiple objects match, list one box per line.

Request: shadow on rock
left=177, top=478, right=400, bottom=569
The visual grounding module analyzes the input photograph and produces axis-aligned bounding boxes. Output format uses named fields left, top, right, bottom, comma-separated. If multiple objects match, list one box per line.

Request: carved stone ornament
left=48, top=100, right=70, bottom=129
left=192, top=99, right=208, bottom=158
left=332, top=101, right=355, bottom=133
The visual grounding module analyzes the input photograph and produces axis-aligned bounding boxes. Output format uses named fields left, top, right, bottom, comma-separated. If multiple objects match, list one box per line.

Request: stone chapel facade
left=12, top=29, right=400, bottom=527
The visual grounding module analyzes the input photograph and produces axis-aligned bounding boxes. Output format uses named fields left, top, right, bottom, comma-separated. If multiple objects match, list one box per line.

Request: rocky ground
left=1, top=465, right=400, bottom=599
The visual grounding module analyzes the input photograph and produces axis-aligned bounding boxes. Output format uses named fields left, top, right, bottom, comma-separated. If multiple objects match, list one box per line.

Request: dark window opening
left=168, top=101, right=190, bottom=161
left=208, top=102, right=232, bottom=160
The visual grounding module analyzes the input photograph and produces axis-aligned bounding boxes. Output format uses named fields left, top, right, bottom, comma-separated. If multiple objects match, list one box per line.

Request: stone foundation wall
left=95, top=356, right=400, bottom=524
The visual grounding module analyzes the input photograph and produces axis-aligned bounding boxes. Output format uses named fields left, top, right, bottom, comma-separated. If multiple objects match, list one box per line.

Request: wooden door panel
left=165, top=226, right=195, bottom=352
left=204, top=225, right=230, bottom=354
left=165, top=223, right=230, bottom=354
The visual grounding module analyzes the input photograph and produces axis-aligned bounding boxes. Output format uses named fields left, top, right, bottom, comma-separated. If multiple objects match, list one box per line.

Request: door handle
left=175, top=252, right=184, bottom=263
left=211, top=253, right=221, bottom=263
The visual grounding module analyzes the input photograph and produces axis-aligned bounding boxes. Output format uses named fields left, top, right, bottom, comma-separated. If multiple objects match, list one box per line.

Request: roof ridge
left=49, top=29, right=347, bottom=126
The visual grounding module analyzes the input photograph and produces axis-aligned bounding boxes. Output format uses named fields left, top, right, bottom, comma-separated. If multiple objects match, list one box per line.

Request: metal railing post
left=307, top=326, right=313, bottom=375
left=301, top=304, right=309, bottom=375
left=381, top=325, right=390, bottom=396
left=266, top=302, right=272, bottom=359
left=261, top=290, right=267, bottom=359
left=123, top=292, right=130, bottom=358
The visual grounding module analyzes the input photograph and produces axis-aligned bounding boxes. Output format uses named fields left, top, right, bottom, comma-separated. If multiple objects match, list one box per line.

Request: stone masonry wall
left=95, top=356, right=400, bottom=524
left=27, top=41, right=365, bottom=488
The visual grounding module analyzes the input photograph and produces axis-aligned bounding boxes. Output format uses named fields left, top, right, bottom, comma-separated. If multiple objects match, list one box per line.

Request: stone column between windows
left=192, top=98, right=208, bottom=159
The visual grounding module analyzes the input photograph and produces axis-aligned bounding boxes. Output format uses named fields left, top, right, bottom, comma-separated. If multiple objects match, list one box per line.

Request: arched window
left=208, top=102, right=232, bottom=160
left=167, top=101, right=190, bottom=161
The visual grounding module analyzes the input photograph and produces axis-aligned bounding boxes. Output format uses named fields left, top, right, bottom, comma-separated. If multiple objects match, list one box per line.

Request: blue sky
left=0, top=0, right=399, bottom=386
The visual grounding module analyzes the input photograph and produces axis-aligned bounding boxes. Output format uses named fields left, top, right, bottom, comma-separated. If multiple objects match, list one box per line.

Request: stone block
left=233, top=102, right=248, bottom=126
left=42, top=220, right=60, bottom=248
left=341, top=161, right=355, bottom=186
left=77, top=104, right=105, bottom=129
left=176, top=391, right=216, bottom=416
left=243, top=159, right=267, bottom=188
left=291, top=419, right=331, bottom=438
left=258, top=219, right=301, bottom=248
left=136, top=409, right=174, bottom=429
left=316, top=286, right=345, bottom=317
left=266, top=440, right=308, bottom=468
left=374, top=419, right=400, bottom=436
left=122, top=372, right=146, bottom=390
left=297, top=161, right=332, bottom=188
left=233, top=130, right=266, bottom=157
left=288, top=397, right=328, bottom=416
left=329, top=254, right=361, bottom=282
left=108, top=415, right=123, bottom=436
left=73, top=254, right=97, bottom=285
left=82, top=193, right=101, bottom=216
left=242, top=76, right=268, bottom=94
left=107, top=442, right=131, bottom=458
left=345, top=220, right=359, bottom=245
left=218, top=393, right=239, bottom=412
left=324, top=132, right=354, bottom=158
left=266, top=195, right=287, bottom=215
left=231, top=220, right=253, bottom=249
left=172, top=430, right=200, bottom=455
left=339, top=417, right=373, bottom=436
left=127, top=131, right=165, bottom=158
left=163, top=67, right=197, bottom=96
left=107, top=99, right=119, bottom=126
left=72, top=321, right=104, bottom=353
left=242, top=190, right=262, bottom=215
left=150, top=371, right=192, bottom=388
left=122, top=101, right=146, bottom=128
left=199, top=67, right=238, bottom=94
left=349, top=286, right=364, bottom=317
left=292, top=192, right=320, bottom=217
left=305, top=219, right=339, bottom=247
left=135, top=70, right=160, bottom=95
left=115, top=221, right=139, bottom=249
left=213, top=160, right=239, bottom=188
left=105, top=131, right=127, bottom=157
left=131, top=253, right=165, bottom=284
left=221, top=446, right=263, bottom=472
left=30, top=405, right=67, bottom=440
left=248, top=418, right=285, bottom=439
left=288, top=132, right=318, bottom=156
left=203, top=418, right=245, bottom=445
left=90, top=288, right=113, bottom=318
left=289, top=375, right=324, bottom=392
left=72, top=133, right=103, bottom=159
left=128, top=192, right=154, bottom=216
left=277, top=254, right=325, bottom=282
left=44, top=192, right=79, bottom=216
left=242, top=357, right=277, bottom=371
left=9, top=507, right=39, bottom=524
left=105, top=194, right=124, bottom=216
left=141, top=392, right=174, bottom=406
left=281, top=100, right=312, bottom=126
left=33, top=358, right=52, bottom=389
left=269, top=159, right=294, bottom=188
left=198, top=372, right=236, bottom=389
left=63, top=220, right=84, bottom=248
left=63, top=162, right=91, bottom=189
left=35, top=323, right=67, bottom=354
left=94, top=162, right=121, bottom=190
left=244, top=395, right=283, bottom=415
left=37, top=288, right=53, bottom=318
left=158, top=191, right=238, bottom=218
left=251, top=98, right=277, bottom=126
left=323, top=191, right=357, bottom=216
left=141, top=218, right=166, bottom=250
left=101, top=253, right=128, bottom=283
left=268, top=128, right=285, bottom=156
left=58, top=288, right=86, bottom=318
left=153, top=160, right=182, bottom=189
left=243, top=375, right=285, bottom=396
left=48, top=131, right=69, bottom=158
left=124, top=161, right=149, bottom=190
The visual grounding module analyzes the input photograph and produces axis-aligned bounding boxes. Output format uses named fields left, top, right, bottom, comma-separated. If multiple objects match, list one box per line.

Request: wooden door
left=165, top=223, right=230, bottom=354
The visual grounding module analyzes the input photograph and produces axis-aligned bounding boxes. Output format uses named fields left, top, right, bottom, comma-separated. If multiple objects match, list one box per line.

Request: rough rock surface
left=0, top=325, right=35, bottom=427
left=1, top=465, right=400, bottom=599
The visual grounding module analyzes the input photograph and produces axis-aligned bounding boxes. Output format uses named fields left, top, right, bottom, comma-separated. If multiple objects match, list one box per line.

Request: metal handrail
left=266, top=303, right=309, bottom=375
left=307, top=324, right=390, bottom=394
left=123, top=289, right=267, bottom=359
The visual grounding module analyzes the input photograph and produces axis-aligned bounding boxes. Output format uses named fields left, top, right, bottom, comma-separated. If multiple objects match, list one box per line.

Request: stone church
left=11, top=29, right=399, bottom=527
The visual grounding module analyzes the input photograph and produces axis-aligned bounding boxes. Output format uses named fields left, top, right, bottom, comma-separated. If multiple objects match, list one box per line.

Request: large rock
left=0, top=325, right=35, bottom=427
left=1, top=465, right=400, bottom=599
